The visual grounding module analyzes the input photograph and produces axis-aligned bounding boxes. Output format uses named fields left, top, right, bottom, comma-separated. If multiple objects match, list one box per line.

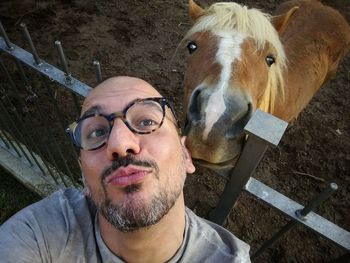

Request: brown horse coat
left=273, top=0, right=350, bottom=120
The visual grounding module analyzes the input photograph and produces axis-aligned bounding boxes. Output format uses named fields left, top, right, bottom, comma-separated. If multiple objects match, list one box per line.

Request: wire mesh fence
left=0, top=21, right=95, bottom=191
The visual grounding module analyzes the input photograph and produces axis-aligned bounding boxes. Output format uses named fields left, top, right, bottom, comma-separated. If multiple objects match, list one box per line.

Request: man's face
left=80, top=77, right=195, bottom=232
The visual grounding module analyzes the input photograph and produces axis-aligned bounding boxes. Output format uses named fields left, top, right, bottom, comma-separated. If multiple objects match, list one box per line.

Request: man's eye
left=133, top=117, right=160, bottom=131
left=88, top=128, right=108, bottom=139
left=140, top=119, right=157, bottom=127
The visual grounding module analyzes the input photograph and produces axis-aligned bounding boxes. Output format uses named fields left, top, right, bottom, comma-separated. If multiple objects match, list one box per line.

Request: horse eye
left=187, top=41, right=197, bottom=54
left=266, top=55, right=275, bottom=67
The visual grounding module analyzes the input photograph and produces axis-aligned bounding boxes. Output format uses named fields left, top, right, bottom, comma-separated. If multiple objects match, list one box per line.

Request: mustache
left=101, top=154, right=159, bottom=181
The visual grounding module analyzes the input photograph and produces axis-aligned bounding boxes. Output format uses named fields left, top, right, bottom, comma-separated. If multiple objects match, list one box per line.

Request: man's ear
left=181, top=136, right=196, bottom=174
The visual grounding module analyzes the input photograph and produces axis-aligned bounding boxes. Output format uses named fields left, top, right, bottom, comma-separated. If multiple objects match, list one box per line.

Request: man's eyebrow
left=81, top=105, right=102, bottom=118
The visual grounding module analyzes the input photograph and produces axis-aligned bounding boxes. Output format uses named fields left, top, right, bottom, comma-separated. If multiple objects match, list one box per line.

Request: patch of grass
left=0, top=166, right=41, bottom=224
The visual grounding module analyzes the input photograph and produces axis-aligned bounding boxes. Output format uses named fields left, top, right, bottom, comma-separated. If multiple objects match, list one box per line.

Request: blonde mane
left=186, top=2, right=286, bottom=113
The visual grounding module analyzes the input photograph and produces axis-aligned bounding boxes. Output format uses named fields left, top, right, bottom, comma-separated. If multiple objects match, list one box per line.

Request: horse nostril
left=247, top=102, right=252, bottom=115
left=188, top=88, right=202, bottom=122
left=225, top=102, right=252, bottom=140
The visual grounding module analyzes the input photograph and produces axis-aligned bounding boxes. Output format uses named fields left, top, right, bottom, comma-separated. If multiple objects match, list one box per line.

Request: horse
left=182, top=0, right=350, bottom=169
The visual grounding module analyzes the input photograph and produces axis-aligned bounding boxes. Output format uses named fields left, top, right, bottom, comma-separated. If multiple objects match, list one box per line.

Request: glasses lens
left=76, top=115, right=110, bottom=150
left=126, top=100, right=164, bottom=133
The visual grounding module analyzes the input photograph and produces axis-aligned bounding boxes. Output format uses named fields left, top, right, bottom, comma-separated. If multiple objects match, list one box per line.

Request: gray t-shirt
left=0, top=188, right=250, bottom=262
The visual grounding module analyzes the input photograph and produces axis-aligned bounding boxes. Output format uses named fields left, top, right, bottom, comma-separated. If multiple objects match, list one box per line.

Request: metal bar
left=246, top=178, right=350, bottom=251
left=209, top=136, right=268, bottom=224
left=0, top=103, right=21, bottom=156
left=28, top=101, right=62, bottom=184
left=0, top=127, right=19, bottom=154
left=44, top=141, right=68, bottom=187
left=42, top=77, right=80, bottom=159
left=0, top=98, right=34, bottom=166
left=0, top=102, right=31, bottom=163
left=31, top=96, right=71, bottom=186
left=13, top=59, right=71, bottom=183
left=297, top=183, right=338, bottom=219
left=32, top=142, right=60, bottom=184
left=0, top=66, right=46, bottom=173
left=11, top=60, right=63, bottom=182
left=252, top=183, right=340, bottom=259
left=28, top=86, right=73, bottom=185
left=19, top=23, right=41, bottom=65
left=41, top=77, right=80, bottom=186
left=13, top=60, right=62, bottom=179
left=0, top=58, right=28, bottom=113
left=55, top=41, right=71, bottom=78
left=15, top=58, right=30, bottom=86
left=0, top=21, right=12, bottom=49
left=14, top=58, right=39, bottom=102
left=252, top=220, right=297, bottom=260
left=0, top=62, right=48, bottom=172
left=0, top=95, right=46, bottom=173
left=0, top=142, right=63, bottom=197
left=18, top=70, right=79, bottom=186
left=0, top=37, right=91, bottom=97
left=0, top=130, right=11, bottom=149
left=35, top=142, right=60, bottom=185
left=209, top=110, right=288, bottom=224
left=71, top=92, right=81, bottom=118
left=93, top=59, right=102, bottom=83
left=243, top=109, right=288, bottom=147
left=54, top=40, right=81, bottom=116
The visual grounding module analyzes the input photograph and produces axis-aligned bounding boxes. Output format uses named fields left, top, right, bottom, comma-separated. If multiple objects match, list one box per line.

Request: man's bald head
left=81, top=76, right=163, bottom=116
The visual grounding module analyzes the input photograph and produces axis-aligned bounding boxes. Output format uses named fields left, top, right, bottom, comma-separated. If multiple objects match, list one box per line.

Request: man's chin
left=99, top=193, right=170, bottom=233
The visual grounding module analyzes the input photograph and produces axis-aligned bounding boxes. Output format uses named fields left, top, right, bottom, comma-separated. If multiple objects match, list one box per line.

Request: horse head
left=183, top=0, right=297, bottom=169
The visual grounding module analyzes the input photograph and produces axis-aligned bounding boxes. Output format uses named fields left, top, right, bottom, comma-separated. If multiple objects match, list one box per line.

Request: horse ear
left=189, top=0, right=204, bottom=23
left=271, top=6, right=299, bottom=35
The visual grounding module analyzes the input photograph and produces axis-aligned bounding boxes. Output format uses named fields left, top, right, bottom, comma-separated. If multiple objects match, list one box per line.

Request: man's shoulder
left=0, top=188, right=97, bottom=262
left=184, top=208, right=251, bottom=262
left=16, top=188, right=88, bottom=218
left=1, top=188, right=92, bottom=230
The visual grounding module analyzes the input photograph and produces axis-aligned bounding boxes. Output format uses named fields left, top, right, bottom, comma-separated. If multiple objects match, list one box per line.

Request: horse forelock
left=185, top=2, right=286, bottom=114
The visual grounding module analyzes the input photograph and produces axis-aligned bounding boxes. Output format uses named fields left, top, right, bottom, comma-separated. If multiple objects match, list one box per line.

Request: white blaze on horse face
left=202, top=31, right=245, bottom=140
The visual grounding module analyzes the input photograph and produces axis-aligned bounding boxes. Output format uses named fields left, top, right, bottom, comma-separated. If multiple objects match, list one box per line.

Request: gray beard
left=97, top=184, right=181, bottom=232
left=85, top=151, right=187, bottom=232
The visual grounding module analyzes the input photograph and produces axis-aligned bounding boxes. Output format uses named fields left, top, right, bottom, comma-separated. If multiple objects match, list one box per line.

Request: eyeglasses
left=66, top=97, right=179, bottom=151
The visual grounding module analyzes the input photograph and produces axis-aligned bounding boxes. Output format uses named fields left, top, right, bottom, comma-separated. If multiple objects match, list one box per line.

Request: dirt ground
left=0, top=0, right=349, bottom=262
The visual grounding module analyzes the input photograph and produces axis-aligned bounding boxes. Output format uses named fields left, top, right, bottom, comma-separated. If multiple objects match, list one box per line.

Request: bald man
left=0, top=77, right=250, bottom=262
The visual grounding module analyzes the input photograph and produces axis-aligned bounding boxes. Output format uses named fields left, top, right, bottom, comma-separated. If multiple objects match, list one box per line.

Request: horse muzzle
left=185, top=125, right=246, bottom=166
left=184, top=91, right=252, bottom=167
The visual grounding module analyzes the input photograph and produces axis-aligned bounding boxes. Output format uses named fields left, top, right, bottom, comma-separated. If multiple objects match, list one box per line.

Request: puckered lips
left=104, top=165, right=152, bottom=187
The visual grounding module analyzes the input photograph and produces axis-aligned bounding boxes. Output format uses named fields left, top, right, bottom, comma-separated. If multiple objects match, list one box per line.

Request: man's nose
left=106, top=118, right=141, bottom=160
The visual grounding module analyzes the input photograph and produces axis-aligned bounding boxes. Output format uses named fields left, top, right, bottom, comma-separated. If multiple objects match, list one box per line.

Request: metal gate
left=0, top=22, right=91, bottom=195
left=0, top=21, right=349, bottom=260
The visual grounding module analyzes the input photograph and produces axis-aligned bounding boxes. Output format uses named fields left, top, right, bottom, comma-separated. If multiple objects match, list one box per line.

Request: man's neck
left=98, top=195, right=186, bottom=263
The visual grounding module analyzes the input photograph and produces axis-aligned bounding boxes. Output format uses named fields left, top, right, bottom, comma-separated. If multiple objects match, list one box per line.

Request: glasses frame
left=66, top=97, right=180, bottom=151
